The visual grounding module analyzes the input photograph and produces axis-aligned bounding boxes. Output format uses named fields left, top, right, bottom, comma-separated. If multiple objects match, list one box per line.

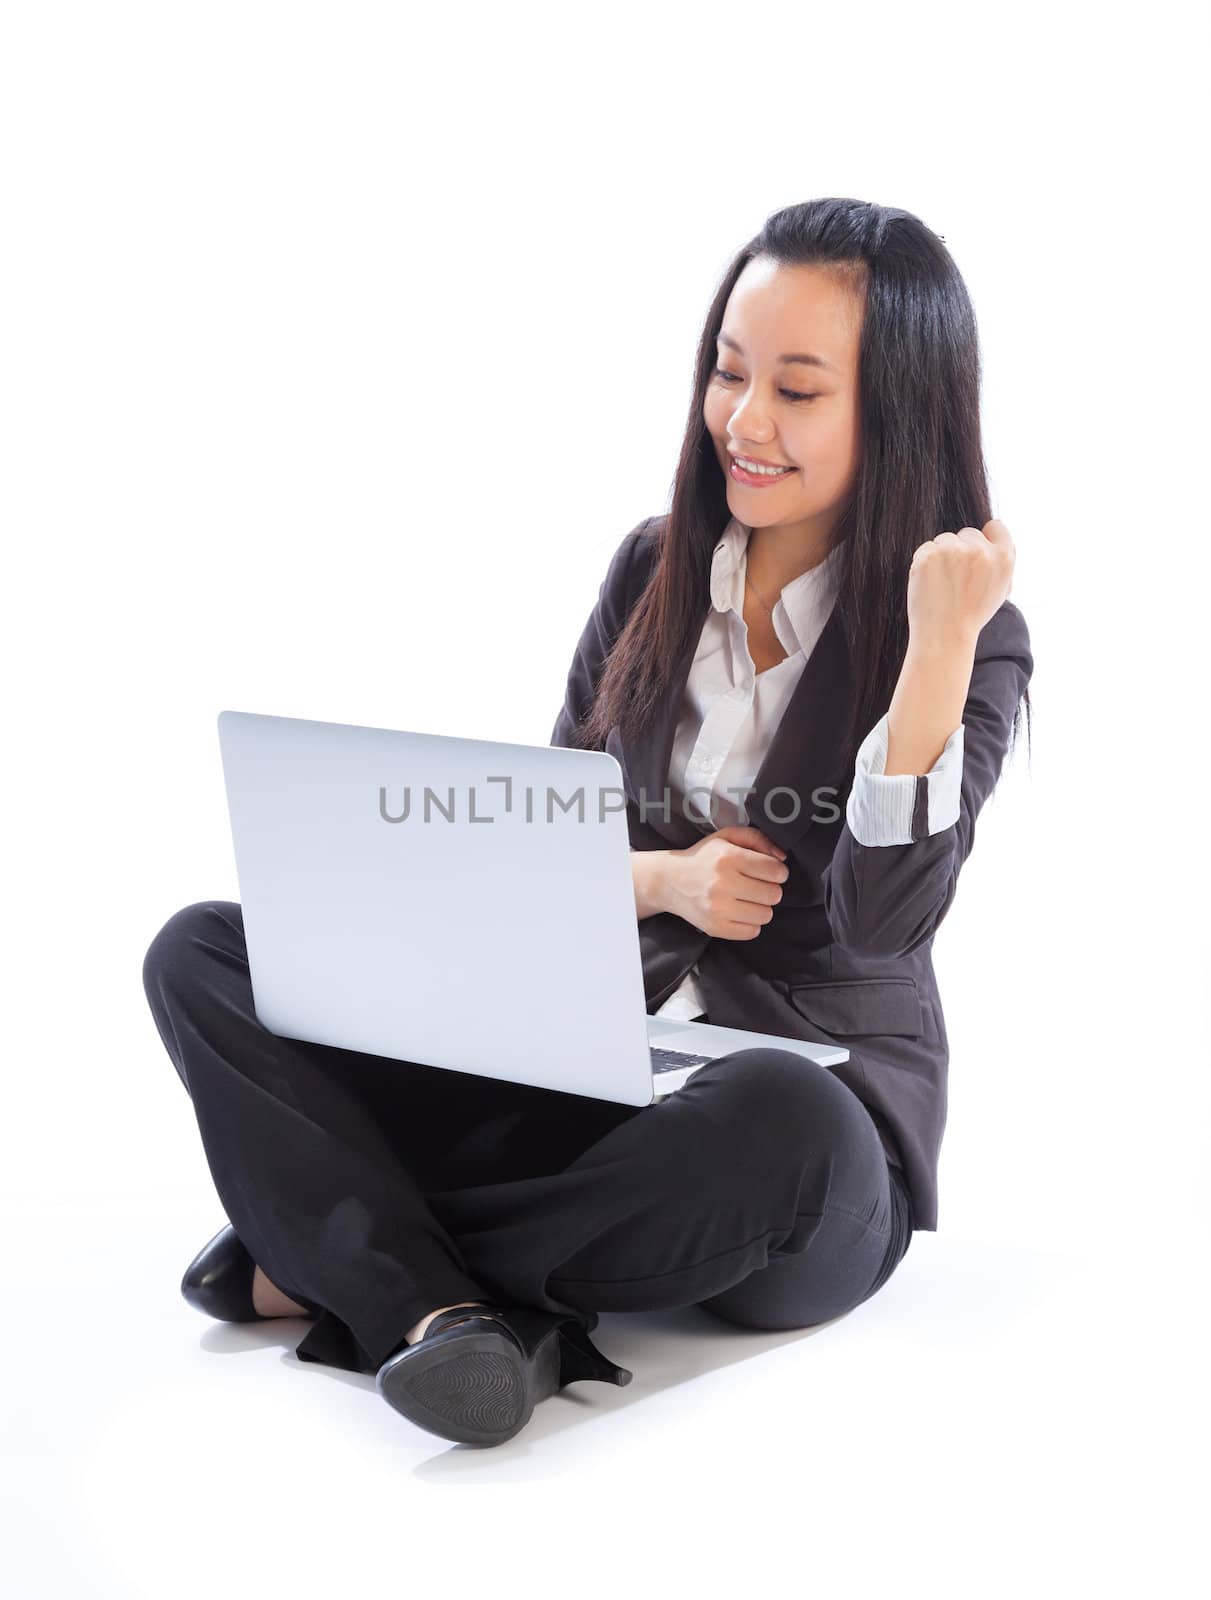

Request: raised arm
left=822, top=520, right=1032, bottom=959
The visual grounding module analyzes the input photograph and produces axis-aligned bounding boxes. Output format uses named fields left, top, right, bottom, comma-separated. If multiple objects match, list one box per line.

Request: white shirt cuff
left=845, top=712, right=965, bottom=846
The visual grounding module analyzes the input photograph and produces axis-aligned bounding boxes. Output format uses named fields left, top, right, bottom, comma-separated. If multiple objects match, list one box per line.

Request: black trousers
left=142, top=901, right=913, bottom=1376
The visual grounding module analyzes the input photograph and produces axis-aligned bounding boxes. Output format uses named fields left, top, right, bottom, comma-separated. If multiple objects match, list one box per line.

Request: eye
left=713, top=366, right=820, bottom=403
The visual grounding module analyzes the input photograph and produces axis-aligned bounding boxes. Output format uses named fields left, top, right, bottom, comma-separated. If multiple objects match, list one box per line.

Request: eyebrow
left=716, top=332, right=837, bottom=373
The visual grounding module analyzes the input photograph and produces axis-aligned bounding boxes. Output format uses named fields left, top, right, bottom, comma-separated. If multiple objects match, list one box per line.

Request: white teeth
left=734, top=457, right=791, bottom=477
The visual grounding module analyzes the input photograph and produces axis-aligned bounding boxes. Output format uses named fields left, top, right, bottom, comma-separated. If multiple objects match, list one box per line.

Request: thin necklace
left=744, top=567, right=777, bottom=620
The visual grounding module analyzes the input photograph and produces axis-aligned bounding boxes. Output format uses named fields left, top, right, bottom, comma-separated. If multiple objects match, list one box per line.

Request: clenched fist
left=907, top=518, right=1016, bottom=646
left=664, top=824, right=789, bottom=941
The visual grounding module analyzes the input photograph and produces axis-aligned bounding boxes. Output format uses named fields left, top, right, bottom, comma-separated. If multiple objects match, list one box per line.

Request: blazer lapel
left=746, top=601, right=853, bottom=852
left=610, top=596, right=855, bottom=854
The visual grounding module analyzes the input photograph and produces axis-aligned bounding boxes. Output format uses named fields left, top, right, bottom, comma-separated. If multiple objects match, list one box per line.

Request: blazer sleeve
left=550, top=518, right=653, bottom=751
left=821, top=599, right=1033, bottom=960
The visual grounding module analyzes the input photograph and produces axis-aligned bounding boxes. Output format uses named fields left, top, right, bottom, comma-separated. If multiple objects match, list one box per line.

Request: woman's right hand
left=664, top=825, right=789, bottom=940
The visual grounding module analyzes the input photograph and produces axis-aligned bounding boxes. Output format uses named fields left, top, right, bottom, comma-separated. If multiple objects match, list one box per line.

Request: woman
left=143, top=196, right=1033, bottom=1449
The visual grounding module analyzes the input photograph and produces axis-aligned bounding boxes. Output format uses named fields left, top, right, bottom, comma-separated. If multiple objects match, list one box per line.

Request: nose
left=725, top=387, right=775, bottom=442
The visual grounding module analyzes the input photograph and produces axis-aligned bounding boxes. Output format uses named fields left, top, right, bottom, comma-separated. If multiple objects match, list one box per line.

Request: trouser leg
left=144, top=899, right=909, bottom=1376
left=426, top=1045, right=911, bottom=1333
left=142, top=900, right=493, bottom=1369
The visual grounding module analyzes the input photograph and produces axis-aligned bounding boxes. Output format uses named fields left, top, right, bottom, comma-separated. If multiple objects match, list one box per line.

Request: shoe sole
left=375, top=1326, right=562, bottom=1447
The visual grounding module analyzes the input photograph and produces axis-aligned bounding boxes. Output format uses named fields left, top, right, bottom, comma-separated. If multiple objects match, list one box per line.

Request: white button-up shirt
left=652, top=515, right=965, bottom=1021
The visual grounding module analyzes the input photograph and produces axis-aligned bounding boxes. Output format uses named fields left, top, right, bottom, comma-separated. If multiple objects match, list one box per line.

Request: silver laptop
left=217, top=709, right=849, bottom=1105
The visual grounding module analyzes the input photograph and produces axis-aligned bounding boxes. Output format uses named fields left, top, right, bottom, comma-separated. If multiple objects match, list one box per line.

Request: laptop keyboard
left=650, top=1045, right=715, bottom=1078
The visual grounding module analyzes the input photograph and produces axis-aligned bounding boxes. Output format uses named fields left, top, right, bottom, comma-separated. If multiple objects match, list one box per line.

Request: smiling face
left=704, top=256, right=866, bottom=556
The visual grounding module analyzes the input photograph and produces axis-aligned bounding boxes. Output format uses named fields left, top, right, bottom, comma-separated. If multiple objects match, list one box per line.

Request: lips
left=729, top=452, right=794, bottom=469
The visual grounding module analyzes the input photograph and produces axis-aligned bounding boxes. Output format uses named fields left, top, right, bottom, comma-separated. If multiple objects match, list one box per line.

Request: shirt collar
left=709, top=515, right=844, bottom=655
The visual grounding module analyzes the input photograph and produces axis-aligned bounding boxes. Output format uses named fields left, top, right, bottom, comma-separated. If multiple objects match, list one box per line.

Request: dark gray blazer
left=551, top=515, right=1034, bottom=1231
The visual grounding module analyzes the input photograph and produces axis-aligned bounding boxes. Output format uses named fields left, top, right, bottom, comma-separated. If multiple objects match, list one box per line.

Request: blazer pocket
left=784, top=978, right=925, bottom=1038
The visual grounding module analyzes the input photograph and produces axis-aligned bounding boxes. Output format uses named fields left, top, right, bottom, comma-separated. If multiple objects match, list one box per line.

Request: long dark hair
left=576, top=196, right=1032, bottom=788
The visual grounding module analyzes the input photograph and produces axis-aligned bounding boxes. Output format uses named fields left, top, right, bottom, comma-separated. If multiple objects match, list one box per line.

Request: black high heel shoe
left=180, top=1224, right=320, bottom=1323
left=180, top=1224, right=262, bottom=1321
left=375, top=1304, right=633, bottom=1448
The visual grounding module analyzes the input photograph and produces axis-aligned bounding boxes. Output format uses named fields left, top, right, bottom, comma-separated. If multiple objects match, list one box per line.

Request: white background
left=2, top=2, right=1206, bottom=1596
